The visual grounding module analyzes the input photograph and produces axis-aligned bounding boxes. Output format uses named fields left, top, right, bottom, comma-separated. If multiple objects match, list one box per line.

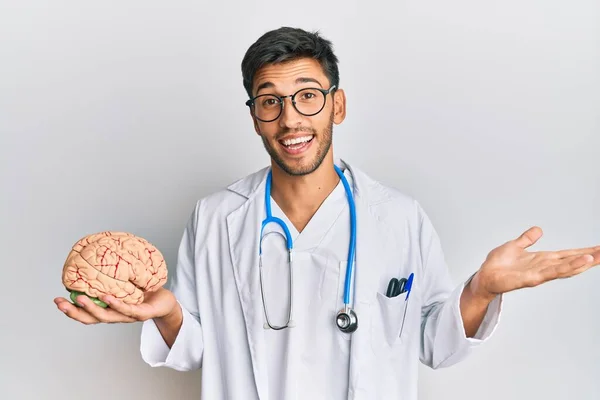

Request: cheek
left=256, top=122, right=277, bottom=137
left=314, top=115, right=332, bottom=132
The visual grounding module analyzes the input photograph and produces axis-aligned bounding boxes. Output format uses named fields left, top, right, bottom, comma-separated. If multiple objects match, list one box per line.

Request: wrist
left=152, top=296, right=183, bottom=348
left=165, top=301, right=182, bottom=321
left=468, top=272, right=497, bottom=305
left=155, top=303, right=182, bottom=330
left=156, top=291, right=182, bottom=323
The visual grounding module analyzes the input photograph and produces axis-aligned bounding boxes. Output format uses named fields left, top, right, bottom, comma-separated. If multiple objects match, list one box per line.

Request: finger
left=74, top=295, right=137, bottom=323
left=54, top=297, right=72, bottom=307
left=538, top=253, right=598, bottom=281
left=99, top=295, right=150, bottom=321
left=513, top=226, right=543, bottom=249
left=589, top=249, right=600, bottom=266
left=551, top=245, right=600, bottom=260
left=55, top=298, right=100, bottom=325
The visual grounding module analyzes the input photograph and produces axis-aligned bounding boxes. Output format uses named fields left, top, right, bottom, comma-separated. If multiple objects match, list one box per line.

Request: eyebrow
left=255, top=77, right=323, bottom=94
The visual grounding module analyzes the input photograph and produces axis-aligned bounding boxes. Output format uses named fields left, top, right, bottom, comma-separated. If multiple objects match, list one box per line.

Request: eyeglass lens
left=253, top=88, right=326, bottom=121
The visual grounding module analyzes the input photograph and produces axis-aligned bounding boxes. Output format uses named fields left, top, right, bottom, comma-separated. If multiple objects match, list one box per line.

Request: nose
left=278, top=97, right=303, bottom=129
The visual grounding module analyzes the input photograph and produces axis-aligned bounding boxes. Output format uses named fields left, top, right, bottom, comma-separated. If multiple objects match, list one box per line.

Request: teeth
left=282, top=135, right=313, bottom=146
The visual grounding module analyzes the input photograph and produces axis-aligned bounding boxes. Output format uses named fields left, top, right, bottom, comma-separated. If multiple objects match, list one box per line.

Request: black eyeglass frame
left=245, top=85, right=337, bottom=122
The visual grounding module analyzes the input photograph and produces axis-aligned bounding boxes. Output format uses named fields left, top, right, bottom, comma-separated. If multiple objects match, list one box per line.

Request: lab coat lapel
left=226, top=168, right=270, bottom=400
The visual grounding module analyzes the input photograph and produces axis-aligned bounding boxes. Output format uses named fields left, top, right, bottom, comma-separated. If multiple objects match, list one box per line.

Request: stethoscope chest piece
left=336, top=306, right=358, bottom=333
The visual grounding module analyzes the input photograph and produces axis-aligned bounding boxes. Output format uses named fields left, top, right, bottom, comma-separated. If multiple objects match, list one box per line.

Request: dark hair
left=241, top=27, right=340, bottom=99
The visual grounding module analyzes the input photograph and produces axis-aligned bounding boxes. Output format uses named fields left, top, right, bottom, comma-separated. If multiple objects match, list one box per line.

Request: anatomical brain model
left=62, top=231, right=168, bottom=308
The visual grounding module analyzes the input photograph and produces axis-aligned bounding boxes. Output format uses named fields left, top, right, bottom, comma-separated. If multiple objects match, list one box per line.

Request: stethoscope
left=258, top=164, right=358, bottom=333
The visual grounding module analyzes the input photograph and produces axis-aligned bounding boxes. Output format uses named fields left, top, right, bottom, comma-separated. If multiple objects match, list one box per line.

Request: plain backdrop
left=1, top=1, right=598, bottom=399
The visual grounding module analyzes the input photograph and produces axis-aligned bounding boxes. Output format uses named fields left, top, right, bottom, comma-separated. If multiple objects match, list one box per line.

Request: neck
left=270, top=158, right=339, bottom=232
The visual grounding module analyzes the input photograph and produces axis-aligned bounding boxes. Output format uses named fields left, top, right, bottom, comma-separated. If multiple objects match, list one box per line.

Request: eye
left=261, top=97, right=279, bottom=107
left=296, top=89, right=321, bottom=102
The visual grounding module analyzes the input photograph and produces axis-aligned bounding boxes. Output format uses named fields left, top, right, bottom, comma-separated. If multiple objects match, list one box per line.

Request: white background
left=1, top=0, right=598, bottom=399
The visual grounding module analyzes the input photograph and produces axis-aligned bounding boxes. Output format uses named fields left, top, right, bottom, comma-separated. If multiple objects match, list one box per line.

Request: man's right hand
left=54, top=287, right=179, bottom=325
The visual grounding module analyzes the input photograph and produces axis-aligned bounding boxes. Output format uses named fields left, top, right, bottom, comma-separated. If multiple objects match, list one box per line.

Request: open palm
left=54, top=287, right=177, bottom=325
left=471, top=226, right=600, bottom=299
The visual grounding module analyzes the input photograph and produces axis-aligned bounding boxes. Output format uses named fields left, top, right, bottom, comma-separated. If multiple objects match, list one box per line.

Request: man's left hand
left=470, top=226, right=600, bottom=301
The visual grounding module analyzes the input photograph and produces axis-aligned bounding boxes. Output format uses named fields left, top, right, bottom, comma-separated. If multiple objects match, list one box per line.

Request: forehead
left=252, top=57, right=329, bottom=94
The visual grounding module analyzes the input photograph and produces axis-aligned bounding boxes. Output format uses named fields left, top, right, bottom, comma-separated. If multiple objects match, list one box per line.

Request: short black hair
left=241, top=27, right=340, bottom=99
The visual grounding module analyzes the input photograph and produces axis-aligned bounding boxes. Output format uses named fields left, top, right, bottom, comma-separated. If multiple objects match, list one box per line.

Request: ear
left=332, top=88, right=346, bottom=125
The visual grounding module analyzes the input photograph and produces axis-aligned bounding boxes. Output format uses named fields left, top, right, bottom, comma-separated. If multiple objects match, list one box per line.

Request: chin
left=275, top=153, right=326, bottom=177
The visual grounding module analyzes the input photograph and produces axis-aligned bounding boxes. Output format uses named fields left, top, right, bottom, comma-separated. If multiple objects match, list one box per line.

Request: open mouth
left=279, top=135, right=314, bottom=154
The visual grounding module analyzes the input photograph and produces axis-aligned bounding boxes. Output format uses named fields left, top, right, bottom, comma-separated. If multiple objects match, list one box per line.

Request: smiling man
left=243, top=42, right=345, bottom=233
left=55, top=27, right=600, bottom=400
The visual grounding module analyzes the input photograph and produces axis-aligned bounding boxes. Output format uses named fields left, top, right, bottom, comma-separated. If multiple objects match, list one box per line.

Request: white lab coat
left=140, top=159, right=503, bottom=400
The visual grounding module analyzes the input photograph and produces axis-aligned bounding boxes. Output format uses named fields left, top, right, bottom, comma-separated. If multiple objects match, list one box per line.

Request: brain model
left=62, top=231, right=168, bottom=308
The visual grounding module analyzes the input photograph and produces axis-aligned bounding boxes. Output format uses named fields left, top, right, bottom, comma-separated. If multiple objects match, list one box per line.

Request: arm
left=421, top=210, right=600, bottom=363
left=416, top=202, right=503, bottom=369
left=54, top=202, right=205, bottom=371
left=459, top=275, right=496, bottom=338
left=139, top=201, right=205, bottom=371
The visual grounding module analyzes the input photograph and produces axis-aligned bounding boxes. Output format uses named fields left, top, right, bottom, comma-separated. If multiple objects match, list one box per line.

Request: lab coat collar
left=225, top=158, right=391, bottom=400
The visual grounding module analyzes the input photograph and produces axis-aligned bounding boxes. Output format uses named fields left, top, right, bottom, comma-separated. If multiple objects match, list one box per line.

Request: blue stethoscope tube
left=258, top=164, right=358, bottom=333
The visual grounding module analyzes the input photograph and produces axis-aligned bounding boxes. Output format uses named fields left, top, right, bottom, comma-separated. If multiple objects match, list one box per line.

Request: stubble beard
left=260, top=110, right=334, bottom=177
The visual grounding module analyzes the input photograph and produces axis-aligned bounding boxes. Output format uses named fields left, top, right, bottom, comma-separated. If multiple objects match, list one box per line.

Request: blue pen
left=399, top=272, right=414, bottom=337
left=404, top=272, right=414, bottom=301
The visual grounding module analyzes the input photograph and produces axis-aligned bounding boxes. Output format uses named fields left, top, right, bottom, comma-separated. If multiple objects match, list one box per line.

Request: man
left=54, top=27, right=600, bottom=400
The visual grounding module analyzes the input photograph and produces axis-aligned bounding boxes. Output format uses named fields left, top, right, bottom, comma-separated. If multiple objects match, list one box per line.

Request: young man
left=55, top=27, right=600, bottom=400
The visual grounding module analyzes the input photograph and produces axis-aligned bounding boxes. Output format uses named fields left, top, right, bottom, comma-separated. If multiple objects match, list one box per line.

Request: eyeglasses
left=245, top=85, right=336, bottom=122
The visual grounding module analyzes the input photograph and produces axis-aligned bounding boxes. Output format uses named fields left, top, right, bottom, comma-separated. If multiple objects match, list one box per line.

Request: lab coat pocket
left=373, top=292, right=409, bottom=349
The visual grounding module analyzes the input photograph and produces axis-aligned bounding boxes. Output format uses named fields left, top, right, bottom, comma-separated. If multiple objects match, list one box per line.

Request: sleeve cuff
left=455, top=275, right=503, bottom=344
left=467, top=292, right=503, bottom=343
left=139, top=302, right=204, bottom=371
left=430, top=277, right=503, bottom=368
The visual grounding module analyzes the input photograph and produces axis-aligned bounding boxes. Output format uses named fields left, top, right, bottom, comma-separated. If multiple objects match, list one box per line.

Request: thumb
left=513, top=226, right=543, bottom=249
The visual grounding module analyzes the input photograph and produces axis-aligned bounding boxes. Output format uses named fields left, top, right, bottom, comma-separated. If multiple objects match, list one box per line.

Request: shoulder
left=188, top=166, right=268, bottom=223
left=347, top=161, right=423, bottom=220
left=347, top=162, right=441, bottom=263
left=345, top=160, right=438, bottom=247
